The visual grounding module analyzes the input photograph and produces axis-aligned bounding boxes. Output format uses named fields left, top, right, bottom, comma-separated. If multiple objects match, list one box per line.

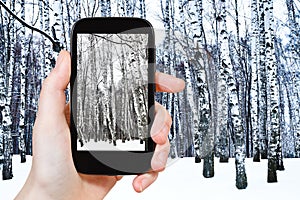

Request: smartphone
left=70, top=18, right=155, bottom=175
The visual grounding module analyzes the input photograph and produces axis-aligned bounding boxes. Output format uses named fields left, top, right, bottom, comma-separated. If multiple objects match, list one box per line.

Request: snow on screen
left=76, top=33, right=148, bottom=151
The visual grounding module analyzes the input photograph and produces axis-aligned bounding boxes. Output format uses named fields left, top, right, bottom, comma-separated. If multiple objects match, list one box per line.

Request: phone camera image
left=76, top=33, right=148, bottom=152
left=71, top=18, right=155, bottom=174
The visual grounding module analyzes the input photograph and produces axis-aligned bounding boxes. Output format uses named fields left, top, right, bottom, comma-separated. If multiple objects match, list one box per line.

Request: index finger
left=155, top=72, right=185, bottom=93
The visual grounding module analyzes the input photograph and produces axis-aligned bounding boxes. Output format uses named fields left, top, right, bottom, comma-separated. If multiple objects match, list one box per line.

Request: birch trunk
left=139, top=0, right=146, bottom=19
left=117, top=0, right=126, bottom=16
left=250, top=0, right=260, bottom=162
left=1, top=0, right=15, bottom=180
left=60, top=0, right=69, bottom=50
left=109, top=44, right=116, bottom=145
left=0, top=5, right=13, bottom=175
left=189, top=0, right=213, bottom=174
left=53, top=0, right=65, bottom=49
left=0, top=61, right=13, bottom=179
left=76, top=0, right=82, bottom=19
left=265, top=0, right=281, bottom=183
left=219, top=0, right=247, bottom=189
left=38, top=0, right=45, bottom=85
left=216, top=4, right=229, bottom=163
left=100, top=0, right=107, bottom=17
left=19, top=0, right=26, bottom=163
left=285, top=0, right=300, bottom=157
left=286, top=0, right=299, bottom=58
left=43, top=0, right=53, bottom=77
left=258, top=0, right=268, bottom=159
left=2, top=113, right=13, bottom=180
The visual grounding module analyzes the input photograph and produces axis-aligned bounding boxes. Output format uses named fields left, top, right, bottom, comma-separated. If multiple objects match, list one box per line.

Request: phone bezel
left=70, top=18, right=156, bottom=175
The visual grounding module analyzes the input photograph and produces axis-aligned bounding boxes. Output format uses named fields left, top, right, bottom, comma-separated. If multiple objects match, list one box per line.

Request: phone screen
left=75, top=33, right=149, bottom=152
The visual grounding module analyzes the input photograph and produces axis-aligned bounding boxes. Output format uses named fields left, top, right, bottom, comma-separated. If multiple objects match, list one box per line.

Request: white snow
left=77, top=139, right=145, bottom=151
left=0, top=156, right=32, bottom=200
left=1, top=157, right=300, bottom=200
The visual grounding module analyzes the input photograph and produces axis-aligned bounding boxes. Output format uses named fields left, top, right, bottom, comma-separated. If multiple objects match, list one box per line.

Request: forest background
left=0, top=0, right=299, bottom=189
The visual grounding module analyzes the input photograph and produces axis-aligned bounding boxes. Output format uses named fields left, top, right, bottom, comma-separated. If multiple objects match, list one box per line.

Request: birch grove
left=76, top=33, right=148, bottom=150
left=0, top=0, right=299, bottom=189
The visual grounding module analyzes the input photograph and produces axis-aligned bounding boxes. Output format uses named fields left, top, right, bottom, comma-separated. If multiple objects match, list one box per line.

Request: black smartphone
left=70, top=18, right=156, bottom=175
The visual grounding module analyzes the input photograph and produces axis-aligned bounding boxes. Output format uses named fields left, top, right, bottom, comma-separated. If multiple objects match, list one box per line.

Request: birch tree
left=0, top=0, right=15, bottom=181
left=139, top=0, right=146, bottom=19
left=250, top=0, right=260, bottom=162
left=53, top=0, right=65, bottom=49
left=178, top=0, right=197, bottom=158
left=265, top=0, right=281, bottom=183
left=187, top=0, right=213, bottom=177
left=18, top=0, right=26, bottom=163
left=43, top=0, right=53, bottom=78
left=214, top=0, right=230, bottom=163
left=159, top=0, right=181, bottom=157
left=218, top=0, right=247, bottom=189
left=285, top=0, right=300, bottom=157
left=0, top=51, right=13, bottom=179
left=258, top=0, right=268, bottom=159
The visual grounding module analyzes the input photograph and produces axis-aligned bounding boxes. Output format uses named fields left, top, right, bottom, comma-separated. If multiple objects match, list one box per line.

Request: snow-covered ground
left=1, top=156, right=299, bottom=200
left=77, top=139, right=145, bottom=151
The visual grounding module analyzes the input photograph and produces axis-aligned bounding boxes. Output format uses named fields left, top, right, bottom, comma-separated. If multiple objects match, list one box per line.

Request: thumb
left=31, top=51, right=76, bottom=180
left=36, top=50, right=71, bottom=125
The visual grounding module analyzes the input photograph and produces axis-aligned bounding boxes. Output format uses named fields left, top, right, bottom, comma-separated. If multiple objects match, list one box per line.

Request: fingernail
left=150, top=123, right=159, bottom=136
left=140, top=175, right=151, bottom=192
left=139, top=183, right=144, bottom=192
left=151, top=125, right=168, bottom=142
left=161, top=125, right=169, bottom=135
left=156, top=126, right=169, bottom=143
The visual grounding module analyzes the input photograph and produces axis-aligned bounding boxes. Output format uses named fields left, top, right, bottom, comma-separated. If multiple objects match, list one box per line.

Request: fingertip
left=44, top=50, right=70, bottom=90
left=37, top=51, right=71, bottom=122
left=133, top=173, right=159, bottom=193
left=132, top=180, right=143, bottom=193
left=151, top=125, right=169, bottom=145
left=155, top=72, right=186, bottom=93
left=177, top=78, right=186, bottom=91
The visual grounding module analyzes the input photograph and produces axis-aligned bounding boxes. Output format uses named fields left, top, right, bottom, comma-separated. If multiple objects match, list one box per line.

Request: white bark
left=258, top=0, right=268, bottom=159
left=266, top=0, right=280, bottom=183
left=250, top=0, right=260, bottom=162
left=53, top=0, right=65, bottom=48
left=43, top=0, right=53, bottom=78
left=139, top=0, right=146, bottom=19
left=219, top=0, right=247, bottom=189
left=19, top=0, right=26, bottom=163
left=0, top=1, right=13, bottom=176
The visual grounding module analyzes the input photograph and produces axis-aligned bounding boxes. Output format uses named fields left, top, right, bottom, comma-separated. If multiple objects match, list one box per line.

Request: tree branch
left=0, top=0, right=61, bottom=52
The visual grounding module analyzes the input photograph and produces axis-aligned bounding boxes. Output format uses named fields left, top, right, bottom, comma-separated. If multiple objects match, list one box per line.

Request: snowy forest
left=76, top=33, right=149, bottom=151
left=0, top=0, right=299, bottom=190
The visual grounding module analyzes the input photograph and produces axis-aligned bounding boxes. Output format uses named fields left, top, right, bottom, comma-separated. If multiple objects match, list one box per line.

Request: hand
left=15, top=51, right=185, bottom=200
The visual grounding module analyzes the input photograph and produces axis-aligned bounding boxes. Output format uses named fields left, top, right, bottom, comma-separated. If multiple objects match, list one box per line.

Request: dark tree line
left=0, top=0, right=300, bottom=190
